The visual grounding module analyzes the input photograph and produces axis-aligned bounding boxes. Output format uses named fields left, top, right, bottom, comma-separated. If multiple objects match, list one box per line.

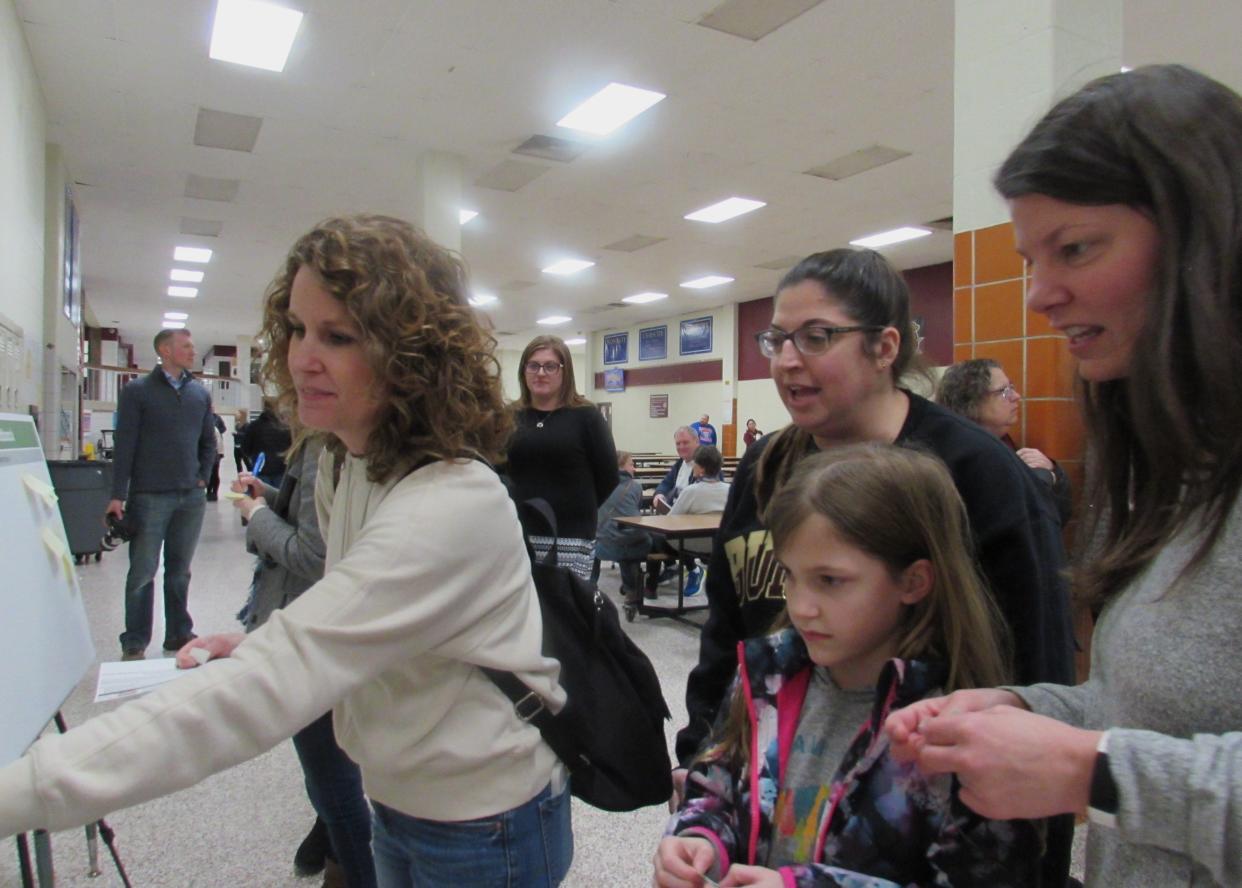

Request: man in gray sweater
left=105, top=329, right=216, bottom=660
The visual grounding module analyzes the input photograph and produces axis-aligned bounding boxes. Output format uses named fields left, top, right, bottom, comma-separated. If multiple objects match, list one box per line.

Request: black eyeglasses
left=525, top=361, right=563, bottom=375
left=755, top=324, right=884, bottom=358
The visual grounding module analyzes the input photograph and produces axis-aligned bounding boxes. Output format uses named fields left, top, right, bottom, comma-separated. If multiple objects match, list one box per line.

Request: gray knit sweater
left=110, top=368, right=215, bottom=499
left=1013, top=497, right=1242, bottom=886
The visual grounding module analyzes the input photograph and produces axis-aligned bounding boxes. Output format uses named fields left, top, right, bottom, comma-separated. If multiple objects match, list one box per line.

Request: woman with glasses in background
left=673, top=247, right=1077, bottom=885
left=938, top=358, right=1072, bottom=524
left=506, top=335, right=617, bottom=579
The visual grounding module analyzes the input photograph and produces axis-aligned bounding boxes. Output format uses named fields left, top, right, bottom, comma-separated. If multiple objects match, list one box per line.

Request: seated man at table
left=652, top=426, right=699, bottom=514
left=645, top=446, right=729, bottom=598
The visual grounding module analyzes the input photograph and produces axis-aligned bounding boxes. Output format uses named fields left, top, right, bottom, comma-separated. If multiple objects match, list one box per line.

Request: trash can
left=47, top=460, right=113, bottom=563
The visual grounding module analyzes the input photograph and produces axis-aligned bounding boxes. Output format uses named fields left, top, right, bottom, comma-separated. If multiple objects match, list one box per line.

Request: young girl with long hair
left=655, top=444, right=1040, bottom=888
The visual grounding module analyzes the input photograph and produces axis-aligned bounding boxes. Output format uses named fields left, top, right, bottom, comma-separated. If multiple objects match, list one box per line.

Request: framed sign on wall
left=639, top=325, right=667, bottom=361
left=603, top=332, right=628, bottom=364
left=649, top=394, right=669, bottom=418
left=679, top=316, right=712, bottom=356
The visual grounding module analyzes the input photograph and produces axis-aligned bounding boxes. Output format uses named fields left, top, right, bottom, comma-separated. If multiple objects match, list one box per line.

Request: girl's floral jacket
left=666, top=628, right=1043, bottom=887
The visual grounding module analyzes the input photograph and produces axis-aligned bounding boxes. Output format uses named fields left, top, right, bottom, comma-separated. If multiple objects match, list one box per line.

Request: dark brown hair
left=258, top=214, right=511, bottom=483
left=996, top=64, right=1242, bottom=605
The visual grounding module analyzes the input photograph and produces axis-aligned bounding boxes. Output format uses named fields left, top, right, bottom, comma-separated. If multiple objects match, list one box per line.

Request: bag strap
left=479, top=666, right=587, bottom=773
left=516, top=497, right=561, bottom=567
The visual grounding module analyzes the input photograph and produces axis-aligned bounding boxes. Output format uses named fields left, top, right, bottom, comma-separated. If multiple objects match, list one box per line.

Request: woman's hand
left=653, top=836, right=717, bottom=888
left=720, top=864, right=782, bottom=887
left=175, top=632, right=245, bottom=669
left=231, top=472, right=264, bottom=498
left=1016, top=447, right=1054, bottom=472
left=885, top=688, right=1024, bottom=762
left=897, top=703, right=1102, bottom=820
left=232, top=493, right=267, bottom=521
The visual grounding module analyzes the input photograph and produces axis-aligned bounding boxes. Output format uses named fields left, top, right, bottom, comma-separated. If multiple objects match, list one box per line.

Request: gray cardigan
left=1013, top=495, right=1242, bottom=887
left=241, top=439, right=325, bottom=630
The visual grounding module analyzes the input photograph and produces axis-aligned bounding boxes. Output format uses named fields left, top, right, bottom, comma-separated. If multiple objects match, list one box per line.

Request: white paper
left=22, top=473, right=58, bottom=506
left=94, top=657, right=193, bottom=702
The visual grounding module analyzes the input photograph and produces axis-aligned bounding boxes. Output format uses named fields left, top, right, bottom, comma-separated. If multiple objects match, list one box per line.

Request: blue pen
left=252, top=451, right=266, bottom=478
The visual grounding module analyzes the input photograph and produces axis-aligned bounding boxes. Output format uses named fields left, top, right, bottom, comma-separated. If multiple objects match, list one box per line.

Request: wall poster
left=679, top=316, right=712, bottom=356
left=639, top=325, right=667, bottom=361
left=649, top=394, right=669, bottom=418
left=603, top=332, right=628, bottom=365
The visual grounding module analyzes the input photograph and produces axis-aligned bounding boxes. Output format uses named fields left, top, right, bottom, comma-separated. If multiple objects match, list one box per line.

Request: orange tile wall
left=952, top=223, right=1084, bottom=498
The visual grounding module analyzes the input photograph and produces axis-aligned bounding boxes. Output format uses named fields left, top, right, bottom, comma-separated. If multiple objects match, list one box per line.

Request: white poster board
left=0, top=413, right=95, bottom=765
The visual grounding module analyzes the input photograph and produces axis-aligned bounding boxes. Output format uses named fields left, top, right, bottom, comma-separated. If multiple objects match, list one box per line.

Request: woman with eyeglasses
left=506, top=335, right=617, bottom=579
left=674, top=247, right=1076, bottom=883
left=938, top=358, right=1072, bottom=524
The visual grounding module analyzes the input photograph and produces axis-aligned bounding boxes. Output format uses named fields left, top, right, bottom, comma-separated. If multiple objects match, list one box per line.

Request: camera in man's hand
left=104, top=511, right=139, bottom=547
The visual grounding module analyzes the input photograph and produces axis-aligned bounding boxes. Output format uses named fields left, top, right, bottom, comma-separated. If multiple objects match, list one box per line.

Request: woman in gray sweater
left=887, top=65, right=1242, bottom=887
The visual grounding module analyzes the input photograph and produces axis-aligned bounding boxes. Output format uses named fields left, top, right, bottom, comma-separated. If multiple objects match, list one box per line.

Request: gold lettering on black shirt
left=724, top=529, right=786, bottom=604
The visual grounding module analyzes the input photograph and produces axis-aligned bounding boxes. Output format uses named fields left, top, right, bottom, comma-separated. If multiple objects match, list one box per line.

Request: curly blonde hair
left=258, top=214, right=511, bottom=482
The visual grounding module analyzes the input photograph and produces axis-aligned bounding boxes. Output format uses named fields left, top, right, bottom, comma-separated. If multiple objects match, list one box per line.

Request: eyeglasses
left=755, top=324, right=885, bottom=358
left=989, top=382, right=1019, bottom=402
left=525, top=361, right=563, bottom=375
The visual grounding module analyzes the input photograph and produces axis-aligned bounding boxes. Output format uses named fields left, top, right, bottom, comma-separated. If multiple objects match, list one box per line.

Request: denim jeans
left=291, top=711, right=377, bottom=888
left=118, top=488, right=205, bottom=650
left=371, top=782, right=572, bottom=887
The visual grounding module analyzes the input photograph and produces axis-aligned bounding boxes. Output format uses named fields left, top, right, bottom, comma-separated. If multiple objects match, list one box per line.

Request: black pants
left=645, top=540, right=697, bottom=591
left=207, top=456, right=223, bottom=499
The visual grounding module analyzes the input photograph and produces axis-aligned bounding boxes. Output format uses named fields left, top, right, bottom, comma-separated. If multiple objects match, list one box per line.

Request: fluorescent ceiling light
left=468, top=292, right=498, bottom=307
left=170, top=269, right=205, bottom=282
left=684, top=197, right=766, bottom=223
left=174, top=246, right=213, bottom=263
left=161, top=321, right=186, bottom=330
left=209, top=0, right=304, bottom=73
left=681, top=275, right=734, bottom=290
left=556, top=82, right=666, bottom=136
left=622, top=291, right=668, bottom=305
left=542, top=258, right=595, bottom=276
left=168, top=286, right=198, bottom=298
left=563, top=337, right=586, bottom=346
left=849, top=226, right=933, bottom=249
left=537, top=315, right=572, bottom=326
left=459, top=209, right=478, bottom=225
left=164, top=312, right=189, bottom=321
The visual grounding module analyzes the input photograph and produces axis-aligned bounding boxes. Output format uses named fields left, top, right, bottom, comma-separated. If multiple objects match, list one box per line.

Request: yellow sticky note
left=23, top=473, right=58, bottom=506
left=222, top=490, right=247, bottom=500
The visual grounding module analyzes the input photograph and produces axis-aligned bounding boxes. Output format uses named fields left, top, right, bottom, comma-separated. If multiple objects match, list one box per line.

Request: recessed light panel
left=459, top=209, right=478, bottom=225
left=556, top=83, right=666, bottom=136
left=170, top=269, right=205, bottom=282
left=209, top=0, right=304, bottom=73
left=563, top=338, right=587, bottom=346
left=849, top=227, right=932, bottom=249
left=542, top=259, right=595, bottom=276
left=622, top=291, right=668, bottom=305
left=174, top=246, right=213, bottom=263
left=685, top=197, right=766, bottom=223
left=681, top=275, right=734, bottom=289
left=162, top=320, right=187, bottom=330
left=168, top=286, right=198, bottom=298
left=468, top=292, right=497, bottom=307
left=537, top=315, right=572, bottom=326
left=164, top=312, right=189, bottom=321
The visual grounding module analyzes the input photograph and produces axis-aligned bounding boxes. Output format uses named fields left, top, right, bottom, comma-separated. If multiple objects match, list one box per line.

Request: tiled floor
left=0, top=457, right=1084, bottom=886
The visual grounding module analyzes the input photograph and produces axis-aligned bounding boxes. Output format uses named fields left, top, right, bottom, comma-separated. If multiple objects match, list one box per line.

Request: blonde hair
left=701, top=443, right=1010, bottom=770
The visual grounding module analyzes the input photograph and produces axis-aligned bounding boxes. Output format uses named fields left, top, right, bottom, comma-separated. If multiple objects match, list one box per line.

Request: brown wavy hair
left=700, top=444, right=1010, bottom=771
left=515, top=335, right=590, bottom=409
left=996, top=65, right=1242, bottom=606
left=258, top=214, right=511, bottom=483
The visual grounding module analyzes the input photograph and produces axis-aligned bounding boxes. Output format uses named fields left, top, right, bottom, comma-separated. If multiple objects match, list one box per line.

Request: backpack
left=482, top=498, right=674, bottom=812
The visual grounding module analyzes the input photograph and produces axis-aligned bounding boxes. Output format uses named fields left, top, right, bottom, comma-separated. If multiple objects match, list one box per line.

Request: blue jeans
left=372, top=782, right=572, bottom=888
left=118, top=488, right=205, bottom=650
left=292, top=711, right=377, bottom=888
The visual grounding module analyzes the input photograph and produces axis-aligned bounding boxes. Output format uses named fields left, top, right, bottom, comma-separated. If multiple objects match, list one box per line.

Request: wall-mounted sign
left=603, top=367, right=625, bottom=392
left=603, top=332, right=629, bottom=364
left=679, top=316, right=713, bottom=356
left=639, top=325, right=667, bottom=361
left=649, top=394, right=669, bottom=418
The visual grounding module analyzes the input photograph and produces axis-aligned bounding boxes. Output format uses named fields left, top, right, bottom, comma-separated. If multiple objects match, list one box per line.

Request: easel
left=11, top=711, right=133, bottom=887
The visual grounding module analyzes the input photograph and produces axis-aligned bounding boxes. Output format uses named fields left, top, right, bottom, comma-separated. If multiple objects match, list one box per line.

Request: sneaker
left=657, top=565, right=679, bottom=586
left=684, top=567, right=704, bottom=598
left=121, top=647, right=146, bottom=662
left=162, top=632, right=198, bottom=653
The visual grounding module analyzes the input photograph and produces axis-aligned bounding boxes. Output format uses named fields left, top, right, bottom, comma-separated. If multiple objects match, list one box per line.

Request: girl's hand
left=175, top=632, right=245, bottom=669
left=653, top=836, right=716, bottom=888
left=884, top=688, right=1024, bottom=762
left=231, top=472, right=263, bottom=498
left=912, top=705, right=1101, bottom=820
left=720, top=864, right=782, bottom=887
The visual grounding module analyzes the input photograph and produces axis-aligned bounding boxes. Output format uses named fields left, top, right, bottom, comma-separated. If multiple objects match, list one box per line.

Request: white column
left=954, top=0, right=1122, bottom=232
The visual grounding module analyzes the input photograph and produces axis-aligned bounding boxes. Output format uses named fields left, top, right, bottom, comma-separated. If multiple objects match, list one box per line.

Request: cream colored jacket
left=0, top=456, right=564, bottom=834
